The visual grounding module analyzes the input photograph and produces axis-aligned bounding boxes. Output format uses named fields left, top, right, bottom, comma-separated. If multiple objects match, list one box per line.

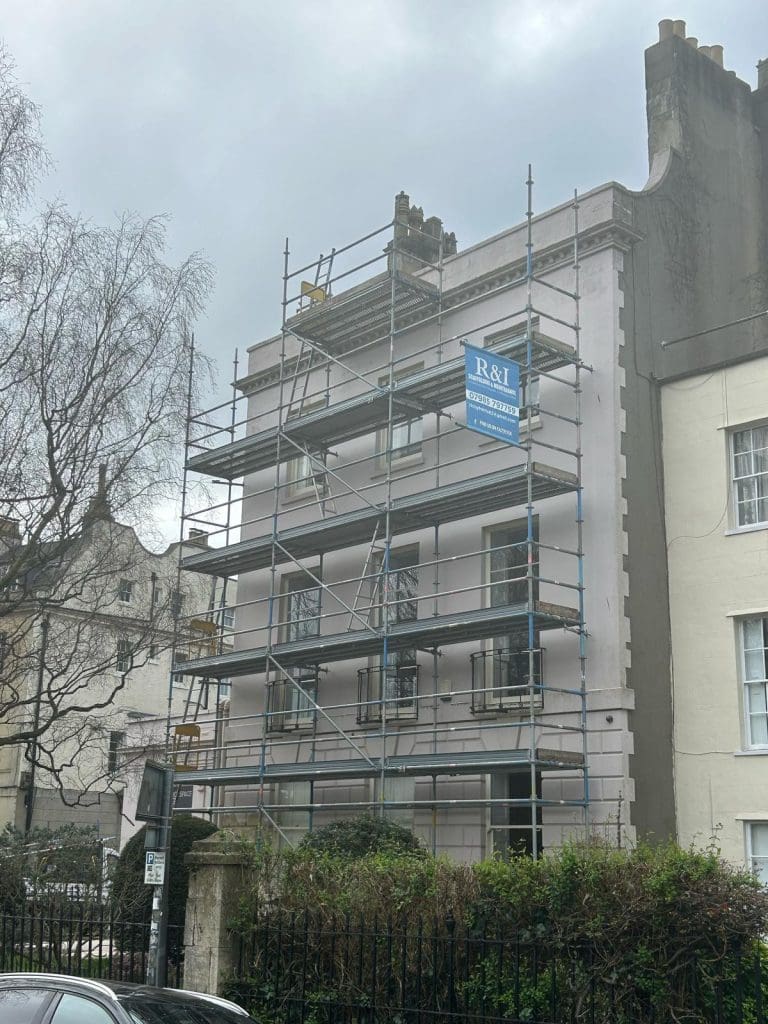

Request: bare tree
left=0, top=44, right=214, bottom=808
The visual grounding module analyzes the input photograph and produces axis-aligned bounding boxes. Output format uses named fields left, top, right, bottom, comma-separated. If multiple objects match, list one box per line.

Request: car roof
left=0, top=974, right=119, bottom=1001
left=0, top=974, right=250, bottom=1017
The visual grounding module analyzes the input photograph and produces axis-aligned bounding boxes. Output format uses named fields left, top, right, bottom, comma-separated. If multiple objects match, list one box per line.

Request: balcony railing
left=470, top=647, right=543, bottom=714
left=267, top=669, right=318, bottom=732
left=357, top=663, right=419, bottom=723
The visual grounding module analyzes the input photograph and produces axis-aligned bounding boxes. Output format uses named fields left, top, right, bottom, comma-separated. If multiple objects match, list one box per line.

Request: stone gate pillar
left=183, top=834, right=249, bottom=995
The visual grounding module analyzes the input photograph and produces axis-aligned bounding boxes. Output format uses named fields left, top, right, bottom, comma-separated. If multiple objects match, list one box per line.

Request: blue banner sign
left=464, top=343, right=520, bottom=444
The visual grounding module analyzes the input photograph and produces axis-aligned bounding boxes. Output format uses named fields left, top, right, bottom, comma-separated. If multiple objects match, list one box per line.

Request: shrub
left=227, top=835, right=768, bottom=1024
left=297, top=814, right=425, bottom=859
left=110, top=815, right=217, bottom=939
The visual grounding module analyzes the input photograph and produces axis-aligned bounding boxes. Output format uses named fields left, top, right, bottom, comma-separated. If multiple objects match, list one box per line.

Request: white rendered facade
left=663, top=355, right=768, bottom=876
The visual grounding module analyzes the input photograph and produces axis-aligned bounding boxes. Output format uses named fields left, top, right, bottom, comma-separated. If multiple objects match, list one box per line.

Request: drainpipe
left=24, top=614, right=49, bottom=834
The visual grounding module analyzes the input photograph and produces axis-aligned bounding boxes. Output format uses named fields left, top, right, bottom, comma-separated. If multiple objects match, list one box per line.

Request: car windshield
left=120, top=994, right=254, bottom=1024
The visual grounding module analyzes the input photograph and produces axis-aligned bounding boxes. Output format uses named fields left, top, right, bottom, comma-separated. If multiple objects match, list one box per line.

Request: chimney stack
left=187, top=528, right=209, bottom=548
left=758, top=58, right=768, bottom=90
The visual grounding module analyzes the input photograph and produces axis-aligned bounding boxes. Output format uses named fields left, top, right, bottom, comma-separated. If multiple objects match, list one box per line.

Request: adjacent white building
left=0, top=506, right=232, bottom=848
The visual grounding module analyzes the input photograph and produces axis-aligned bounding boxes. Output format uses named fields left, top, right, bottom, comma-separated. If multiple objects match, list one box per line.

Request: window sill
left=725, top=523, right=768, bottom=537
left=371, top=454, right=425, bottom=479
left=734, top=748, right=768, bottom=757
left=281, top=487, right=328, bottom=507
left=357, top=716, right=418, bottom=728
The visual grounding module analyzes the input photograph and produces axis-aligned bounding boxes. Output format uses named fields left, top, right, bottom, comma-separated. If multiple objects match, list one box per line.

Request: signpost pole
left=145, top=764, right=173, bottom=987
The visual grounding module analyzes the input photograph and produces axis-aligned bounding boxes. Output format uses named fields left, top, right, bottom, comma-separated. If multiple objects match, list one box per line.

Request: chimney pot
left=658, top=19, right=674, bottom=42
left=685, top=37, right=698, bottom=49
left=672, top=20, right=686, bottom=39
left=698, top=45, right=711, bottom=59
left=709, top=45, right=723, bottom=67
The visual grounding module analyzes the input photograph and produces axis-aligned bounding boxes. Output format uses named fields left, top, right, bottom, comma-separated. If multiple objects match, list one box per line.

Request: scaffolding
left=175, top=176, right=590, bottom=858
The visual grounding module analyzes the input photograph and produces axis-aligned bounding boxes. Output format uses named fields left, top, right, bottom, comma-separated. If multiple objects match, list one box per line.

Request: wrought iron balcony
left=357, top=663, right=420, bottom=724
left=266, top=668, right=318, bottom=732
left=470, top=647, right=543, bottom=714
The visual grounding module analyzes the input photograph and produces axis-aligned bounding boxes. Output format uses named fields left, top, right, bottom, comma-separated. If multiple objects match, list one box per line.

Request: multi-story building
left=176, top=20, right=768, bottom=863
left=0, top=494, right=233, bottom=848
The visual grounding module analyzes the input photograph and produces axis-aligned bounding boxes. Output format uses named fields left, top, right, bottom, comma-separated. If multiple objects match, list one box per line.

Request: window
left=0, top=631, right=7, bottom=671
left=148, top=643, right=159, bottom=663
left=107, top=731, right=125, bottom=774
left=285, top=445, right=327, bottom=497
left=282, top=572, right=321, bottom=642
left=174, top=783, right=194, bottom=810
left=222, top=606, right=235, bottom=630
left=268, top=668, right=318, bottom=731
left=272, top=573, right=321, bottom=730
left=171, top=589, right=184, bottom=620
left=488, top=523, right=532, bottom=607
left=118, top=579, right=133, bottom=603
left=489, top=770, right=542, bottom=859
left=732, top=425, right=768, bottom=527
left=520, top=375, right=540, bottom=420
left=218, top=678, right=232, bottom=699
left=747, top=823, right=768, bottom=885
left=51, top=993, right=117, bottom=1024
left=116, top=638, right=132, bottom=674
left=376, top=364, right=424, bottom=465
left=274, top=780, right=311, bottom=847
left=359, top=547, right=419, bottom=722
left=479, top=521, right=541, bottom=709
left=285, top=399, right=328, bottom=498
left=374, top=775, right=415, bottom=827
left=0, top=987, right=53, bottom=1023
left=742, top=617, right=768, bottom=746
left=151, top=583, right=163, bottom=612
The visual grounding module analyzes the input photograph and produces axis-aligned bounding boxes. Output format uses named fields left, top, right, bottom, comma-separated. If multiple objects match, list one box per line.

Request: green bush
left=110, top=816, right=217, bottom=937
left=297, top=814, right=425, bottom=859
left=226, top=836, right=768, bottom=1024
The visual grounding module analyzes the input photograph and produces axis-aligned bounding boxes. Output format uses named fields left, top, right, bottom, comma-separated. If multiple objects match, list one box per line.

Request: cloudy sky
left=4, top=2, right=767, bottom=541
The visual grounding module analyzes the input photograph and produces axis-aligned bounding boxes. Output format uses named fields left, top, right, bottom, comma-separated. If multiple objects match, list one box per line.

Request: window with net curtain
left=732, top=426, right=768, bottom=527
left=743, top=617, right=768, bottom=746
left=748, top=822, right=768, bottom=886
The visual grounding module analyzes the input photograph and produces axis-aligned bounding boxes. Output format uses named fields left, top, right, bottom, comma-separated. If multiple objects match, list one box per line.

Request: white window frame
left=270, top=571, right=321, bottom=731
left=118, top=579, right=133, bottom=604
left=741, top=616, right=768, bottom=749
left=368, top=546, right=419, bottom=720
left=479, top=520, right=542, bottom=710
left=746, top=821, right=768, bottom=885
left=116, top=638, right=132, bottom=674
left=376, top=363, right=425, bottom=468
left=731, top=424, right=768, bottom=529
left=284, top=398, right=329, bottom=499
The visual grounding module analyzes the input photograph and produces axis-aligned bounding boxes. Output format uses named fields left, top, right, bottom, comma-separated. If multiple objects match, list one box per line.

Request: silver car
left=0, top=973, right=258, bottom=1024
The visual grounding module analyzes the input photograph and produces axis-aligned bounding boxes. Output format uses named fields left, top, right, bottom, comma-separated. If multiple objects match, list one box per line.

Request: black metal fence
left=229, top=912, right=767, bottom=1024
left=0, top=906, right=184, bottom=988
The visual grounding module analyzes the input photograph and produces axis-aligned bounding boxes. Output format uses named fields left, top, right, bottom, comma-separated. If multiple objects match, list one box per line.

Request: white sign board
left=144, top=850, right=166, bottom=886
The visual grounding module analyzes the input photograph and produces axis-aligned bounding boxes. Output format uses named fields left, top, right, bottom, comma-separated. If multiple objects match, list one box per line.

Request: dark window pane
left=121, top=993, right=257, bottom=1023
left=0, top=988, right=52, bottom=1024
left=51, top=993, right=117, bottom=1024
